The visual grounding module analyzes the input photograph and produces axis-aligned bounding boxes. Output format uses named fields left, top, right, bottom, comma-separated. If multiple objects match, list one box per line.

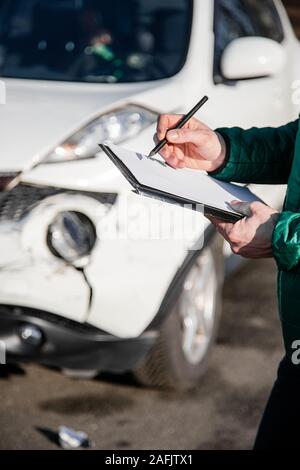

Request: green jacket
left=214, top=119, right=300, bottom=362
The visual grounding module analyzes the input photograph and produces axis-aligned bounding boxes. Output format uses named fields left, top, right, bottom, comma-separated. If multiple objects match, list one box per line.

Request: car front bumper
left=0, top=306, right=157, bottom=372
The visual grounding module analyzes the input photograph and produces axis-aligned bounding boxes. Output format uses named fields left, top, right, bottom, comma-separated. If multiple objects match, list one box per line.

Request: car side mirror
left=221, top=37, right=286, bottom=81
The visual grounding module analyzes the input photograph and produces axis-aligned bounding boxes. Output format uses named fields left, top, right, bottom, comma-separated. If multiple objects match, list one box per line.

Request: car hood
left=0, top=78, right=159, bottom=171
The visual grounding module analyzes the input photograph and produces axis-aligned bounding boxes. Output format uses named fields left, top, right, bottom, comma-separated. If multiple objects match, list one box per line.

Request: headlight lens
left=47, top=211, right=96, bottom=264
left=45, top=105, right=157, bottom=163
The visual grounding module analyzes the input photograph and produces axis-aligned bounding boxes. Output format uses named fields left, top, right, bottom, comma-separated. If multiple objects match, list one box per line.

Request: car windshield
left=0, top=0, right=192, bottom=83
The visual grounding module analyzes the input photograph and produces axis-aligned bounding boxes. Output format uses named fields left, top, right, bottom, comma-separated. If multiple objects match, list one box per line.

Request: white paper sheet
left=106, top=144, right=261, bottom=216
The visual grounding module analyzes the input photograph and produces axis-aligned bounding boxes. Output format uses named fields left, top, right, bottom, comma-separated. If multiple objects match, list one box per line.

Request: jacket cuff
left=272, top=211, right=300, bottom=272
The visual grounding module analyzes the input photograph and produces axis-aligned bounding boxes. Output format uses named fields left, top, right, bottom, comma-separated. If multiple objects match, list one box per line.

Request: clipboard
left=99, top=143, right=261, bottom=223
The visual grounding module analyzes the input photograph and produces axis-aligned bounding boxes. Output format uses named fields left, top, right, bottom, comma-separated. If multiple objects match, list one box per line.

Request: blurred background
left=284, top=0, right=300, bottom=38
left=0, top=0, right=299, bottom=450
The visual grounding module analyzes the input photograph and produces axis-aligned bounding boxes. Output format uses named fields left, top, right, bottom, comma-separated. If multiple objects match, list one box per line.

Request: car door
left=207, top=0, right=294, bottom=213
left=208, top=0, right=292, bottom=129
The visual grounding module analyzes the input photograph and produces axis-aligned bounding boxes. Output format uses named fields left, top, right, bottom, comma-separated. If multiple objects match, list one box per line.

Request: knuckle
left=158, top=113, right=167, bottom=122
left=231, top=245, right=240, bottom=255
left=250, top=201, right=262, bottom=212
left=228, top=231, right=241, bottom=245
left=157, top=114, right=167, bottom=129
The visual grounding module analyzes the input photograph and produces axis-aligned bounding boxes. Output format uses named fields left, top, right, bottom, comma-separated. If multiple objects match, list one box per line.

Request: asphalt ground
left=0, top=258, right=283, bottom=450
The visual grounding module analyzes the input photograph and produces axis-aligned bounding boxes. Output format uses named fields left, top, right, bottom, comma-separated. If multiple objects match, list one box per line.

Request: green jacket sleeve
left=209, top=119, right=299, bottom=184
left=272, top=211, right=300, bottom=272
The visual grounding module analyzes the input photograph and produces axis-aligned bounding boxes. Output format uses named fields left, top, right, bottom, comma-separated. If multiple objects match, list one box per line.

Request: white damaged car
left=0, top=0, right=299, bottom=389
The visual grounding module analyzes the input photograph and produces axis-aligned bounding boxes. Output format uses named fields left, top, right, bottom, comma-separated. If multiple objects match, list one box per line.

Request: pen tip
left=148, top=151, right=155, bottom=158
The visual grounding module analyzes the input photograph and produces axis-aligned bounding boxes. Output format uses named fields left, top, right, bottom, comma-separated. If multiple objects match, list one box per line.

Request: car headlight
left=47, top=211, right=96, bottom=264
left=45, top=105, right=158, bottom=163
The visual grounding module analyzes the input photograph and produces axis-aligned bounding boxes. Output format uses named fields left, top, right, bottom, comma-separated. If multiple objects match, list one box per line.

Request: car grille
left=0, top=184, right=117, bottom=222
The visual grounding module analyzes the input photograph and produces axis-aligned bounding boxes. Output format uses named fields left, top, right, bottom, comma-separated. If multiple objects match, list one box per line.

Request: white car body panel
left=87, top=193, right=209, bottom=337
left=0, top=0, right=299, bottom=338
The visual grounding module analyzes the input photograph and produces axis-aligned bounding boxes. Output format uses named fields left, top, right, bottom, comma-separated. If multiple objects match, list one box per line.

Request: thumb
left=229, top=200, right=253, bottom=217
left=167, top=128, right=211, bottom=146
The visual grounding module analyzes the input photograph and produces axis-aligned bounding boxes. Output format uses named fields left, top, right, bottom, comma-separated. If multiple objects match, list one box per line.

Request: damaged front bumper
left=0, top=306, right=156, bottom=372
left=0, top=183, right=157, bottom=372
left=0, top=183, right=112, bottom=322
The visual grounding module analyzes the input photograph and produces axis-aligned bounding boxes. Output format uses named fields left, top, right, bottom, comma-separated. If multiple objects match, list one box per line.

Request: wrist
left=208, top=132, right=228, bottom=175
left=215, top=132, right=227, bottom=168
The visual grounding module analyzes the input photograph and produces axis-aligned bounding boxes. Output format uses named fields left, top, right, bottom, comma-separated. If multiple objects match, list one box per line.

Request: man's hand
left=155, top=114, right=226, bottom=172
left=155, top=115, right=280, bottom=259
left=208, top=201, right=280, bottom=259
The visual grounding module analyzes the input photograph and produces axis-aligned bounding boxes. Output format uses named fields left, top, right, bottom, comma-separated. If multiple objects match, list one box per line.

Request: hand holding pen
left=151, top=96, right=227, bottom=172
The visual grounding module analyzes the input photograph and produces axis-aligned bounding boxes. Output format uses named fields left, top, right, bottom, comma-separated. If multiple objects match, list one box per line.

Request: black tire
left=134, top=234, right=224, bottom=391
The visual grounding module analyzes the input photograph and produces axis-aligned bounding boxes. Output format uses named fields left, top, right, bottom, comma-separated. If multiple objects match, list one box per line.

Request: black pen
left=148, top=95, right=209, bottom=158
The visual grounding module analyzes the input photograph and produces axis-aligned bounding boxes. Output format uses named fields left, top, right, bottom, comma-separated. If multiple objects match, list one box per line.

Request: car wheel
left=134, top=234, right=224, bottom=391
